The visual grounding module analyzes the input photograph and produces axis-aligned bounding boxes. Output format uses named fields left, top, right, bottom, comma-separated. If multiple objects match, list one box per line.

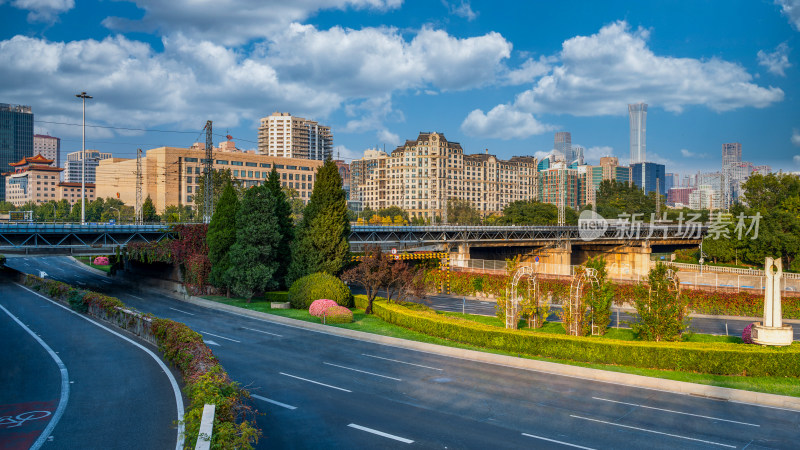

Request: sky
left=1, top=0, right=799, bottom=175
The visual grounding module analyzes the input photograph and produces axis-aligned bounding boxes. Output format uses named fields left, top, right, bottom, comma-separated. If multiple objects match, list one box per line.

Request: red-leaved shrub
left=93, top=256, right=110, bottom=265
left=309, top=299, right=339, bottom=317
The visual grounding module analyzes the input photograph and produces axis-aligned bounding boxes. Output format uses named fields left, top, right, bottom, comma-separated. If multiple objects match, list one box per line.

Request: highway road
left=0, top=269, right=181, bottom=449
left=4, top=255, right=800, bottom=449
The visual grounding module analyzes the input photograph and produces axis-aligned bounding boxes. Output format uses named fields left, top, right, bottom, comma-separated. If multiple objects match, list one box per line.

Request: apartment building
left=65, top=149, right=112, bottom=183
left=583, top=156, right=631, bottom=206
left=57, top=182, right=96, bottom=205
left=33, top=134, right=60, bottom=168
left=257, top=112, right=333, bottom=160
left=4, top=154, right=63, bottom=206
left=538, top=161, right=581, bottom=210
left=95, top=143, right=323, bottom=213
left=353, top=132, right=538, bottom=220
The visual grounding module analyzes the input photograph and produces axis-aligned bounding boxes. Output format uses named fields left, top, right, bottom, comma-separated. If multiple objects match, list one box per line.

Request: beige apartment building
left=95, top=143, right=323, bottom=213
left=353, top=132, right=538, bottom=220
left=257, top=112, right=333, bottom=160
left=57, top=182, right=96, bottom=205
left=4, top=154, right=64, bottom=206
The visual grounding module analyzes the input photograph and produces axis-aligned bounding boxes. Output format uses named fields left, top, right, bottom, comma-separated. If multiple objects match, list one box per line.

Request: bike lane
left=0, top=278, right=181, bottom=449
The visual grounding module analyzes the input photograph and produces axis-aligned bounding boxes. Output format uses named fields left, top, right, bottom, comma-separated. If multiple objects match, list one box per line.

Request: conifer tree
left=266, top=167, right=294, bottom=289
left=286, top=157, right=350, bottom=285
left=142, top=195, right=159, bottom=222
left=207, top=181, right=239, bottom=296
left=228, top=185, right=282, bottom=301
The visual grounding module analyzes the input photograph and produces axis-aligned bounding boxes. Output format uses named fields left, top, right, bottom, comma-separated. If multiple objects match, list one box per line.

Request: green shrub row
left=19, top=273, right=260, bottom=449
left=353, top=295, right=800, bottom=377
left=287, top=272, right=351, bottom=309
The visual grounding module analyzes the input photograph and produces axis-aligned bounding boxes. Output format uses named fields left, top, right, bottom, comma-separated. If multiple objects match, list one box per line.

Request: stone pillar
left=450, top=243, right=470, bottom=267
left=752, top=257, right=793, bottom=346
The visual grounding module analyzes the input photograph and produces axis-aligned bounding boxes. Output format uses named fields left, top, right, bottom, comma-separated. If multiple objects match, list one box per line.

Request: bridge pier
left=450, top=243, right=471, bottom=266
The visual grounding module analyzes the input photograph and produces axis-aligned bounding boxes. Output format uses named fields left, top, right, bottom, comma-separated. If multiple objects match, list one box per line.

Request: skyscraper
left=721, top=143, right=742, bottom=207
left=721, top=143, right=741, bottom=169
left=257, top=112, right=333, bottom=160
left=554, top=131, right=571, bottom=160
left=65, top=149, right=111, bottom=184
left=0, top=103, right=34, bottom=202
left=34, top=134, right=60, bottom=168
left=628, top=103, right=647, bottom=164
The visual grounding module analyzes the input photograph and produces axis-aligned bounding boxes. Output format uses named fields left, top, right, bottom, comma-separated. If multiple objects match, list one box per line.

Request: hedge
left=287, top=272, right=352, bottom=309
left=18, top=273, right=260, bottom=449
left=354, top=295, right=800, bottom=377
left=322, top=305, right=353, bottom=324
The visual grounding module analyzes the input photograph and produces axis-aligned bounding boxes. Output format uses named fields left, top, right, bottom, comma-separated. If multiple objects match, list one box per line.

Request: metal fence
left=452, top=258, right=800, bottom=292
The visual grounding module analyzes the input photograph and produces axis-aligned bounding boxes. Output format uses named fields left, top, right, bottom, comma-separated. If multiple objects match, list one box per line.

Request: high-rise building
left=689, top=185, right=722, bottom=210
left=628, top=103, right=647, bottom=164
left=583, top=157, right=630, bottom=206
left=554, top=131, right=571, bottom=160
left=34, top=135, right=60, bottom=168
left=257, top=112, right=333, bottom=160
left=630, top=162, right=665, bottom=196
left=664, top=172, right=676, bottom=192
left=539, top=161, right=580, bottom=210
left=667, top=187, right=696, bottom=207
left=65, top=149, right=112, bottom=184
left=721, top=142, right=742, bottom=207
left=721, top=143, right=742, bottom=169
left=571, top=145, right=585, bottom=165
left=0, top=103, right=34, bottom=201
left=353, top=132, right=537, bottom=220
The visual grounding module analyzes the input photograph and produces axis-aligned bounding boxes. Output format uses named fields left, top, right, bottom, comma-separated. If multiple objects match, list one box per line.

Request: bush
left=67, top=289, right=88, bottom=313
left=309, top=299, right=339, bottom=317
left=287, top=272, right=351, bottom=309
left=742, top=323, right=755, bottom=344
left=322, top=305, right=353, bottom=324
left=93, top=256, right=110, bottom=265
left=353, top=295, right=800, bottom=377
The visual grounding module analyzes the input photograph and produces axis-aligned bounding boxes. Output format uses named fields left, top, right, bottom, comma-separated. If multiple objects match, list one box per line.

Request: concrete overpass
left=0, top=223, right=173, bottom=255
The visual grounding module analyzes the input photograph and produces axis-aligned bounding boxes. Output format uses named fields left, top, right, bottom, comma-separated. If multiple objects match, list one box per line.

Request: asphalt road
left=4, top=255, right=800, bottom=449
left=0, top=271, right=181, bottom=449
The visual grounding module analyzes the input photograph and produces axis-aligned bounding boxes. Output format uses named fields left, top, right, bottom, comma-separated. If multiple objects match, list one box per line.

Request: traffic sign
left=391, top=248, right=397, bottom=255
left=534, top=256, right=540, bottom=265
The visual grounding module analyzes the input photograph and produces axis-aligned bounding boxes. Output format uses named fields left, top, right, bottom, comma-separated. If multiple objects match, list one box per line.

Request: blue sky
left=1, top=0, right=799, bottom=175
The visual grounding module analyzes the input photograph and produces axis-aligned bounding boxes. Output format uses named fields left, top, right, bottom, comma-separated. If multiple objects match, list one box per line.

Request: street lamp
left=109, top=206, right=120, bottom=224
left=75, top=91, right=92, bottom=224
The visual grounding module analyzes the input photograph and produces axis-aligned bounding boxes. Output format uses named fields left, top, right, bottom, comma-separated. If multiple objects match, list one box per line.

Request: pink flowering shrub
left=309, top=299, right=339, bottom=317
left=93, top=256, right=110, bottom=266
left=321, top=305, right=353, bottom=324
left=742, top=322, right=755, bottom=344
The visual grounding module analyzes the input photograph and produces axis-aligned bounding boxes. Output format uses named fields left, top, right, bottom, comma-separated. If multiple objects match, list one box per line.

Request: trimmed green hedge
left=354, top=296, right=800, bottom=377
left=287, top=272, right=351, bottom=309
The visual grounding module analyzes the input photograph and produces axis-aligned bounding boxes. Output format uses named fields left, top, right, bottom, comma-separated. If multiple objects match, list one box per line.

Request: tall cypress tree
left=266, top=167, right=294, bottom=289
left=228, top=185, right=282, bottom=301
left=207, top=181, right=239, bottom=296
left=286, top=157, right=350, bottom=285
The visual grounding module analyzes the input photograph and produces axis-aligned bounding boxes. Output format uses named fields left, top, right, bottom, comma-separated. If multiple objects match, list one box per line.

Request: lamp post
left=109, top=206, right=120, bottom=224
left=75, top=92, right=92, bottom=224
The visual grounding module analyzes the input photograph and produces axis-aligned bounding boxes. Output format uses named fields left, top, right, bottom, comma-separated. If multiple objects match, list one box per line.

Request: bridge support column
left=608, top=243, right=651, bottom=278
left=450, top=243, right=470, bottom=266
left=538, top=242, right=572, bottom=276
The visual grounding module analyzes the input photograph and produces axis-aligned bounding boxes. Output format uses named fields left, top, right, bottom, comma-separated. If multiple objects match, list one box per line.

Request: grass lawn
left=75, top=255, right=112, bottom=273
left=202, top=294, right=799, bottom=398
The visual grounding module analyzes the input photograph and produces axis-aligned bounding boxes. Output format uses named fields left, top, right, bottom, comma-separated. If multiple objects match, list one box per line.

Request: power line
left=37, top=120, right=202, bottom=135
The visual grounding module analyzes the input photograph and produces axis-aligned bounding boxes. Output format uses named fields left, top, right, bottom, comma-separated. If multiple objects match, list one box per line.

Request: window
left=195, top=177, right=200, bottom=183
left=187, top=167, right=193, bottom=174
left=231, top=161, right=243, bottom=166
left=233, top=170, right=239, bottom=177
left=245, top=162, right=257, bottom=167
left=287, top=165, right=297, bottom=170
left=255, top=171, right=260, bottom=178
left=248, top=171, right=253, bottom=178
left=195, top=167, right=201, bottom=174
left=260, top=163, right=270, bottom=168
left=187, top=195, right=193, bottom=202
left=185, top=157, right=198, bottom=162
left=282, top=173, right=286, bottom=180
left=288, top=173, right=293, bottom=180
left=187, top=176, right=192, bottom=184
left=187, top=186, right=192, bottom=193
left=216, top=160, right=228, bottom=165
left=274, top=164, right=284, bottom=169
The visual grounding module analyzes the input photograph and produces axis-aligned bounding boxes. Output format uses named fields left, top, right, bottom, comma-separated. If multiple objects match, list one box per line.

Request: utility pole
left=135, top=148, right=143, bottom=224
left=203, top=121, right=214, bottom=223
left=655, top=177, right=661, bottom=217
left=75, top=91, right=92, bottom=224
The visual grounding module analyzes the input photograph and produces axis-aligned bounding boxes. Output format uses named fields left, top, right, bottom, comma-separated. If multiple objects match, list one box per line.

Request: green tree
left=631, top=263, right=690, bottom=341
left=582, top=257, right=615, bottom=336
left=55, top=199, right=70, bottom=222
left=282, top=187, right=305, bottom=224
left=142, top=195, right=159, bottom=222
left=267, top=168, right=294, bottom=289
left=596, top=179, right=663, bottom=219
left=228, top=185, right=282, bottom=301
left=359, top=206, right=377, bottom=221
left=194, top=168, right=243, bottom=215
left=207, top=182, right=239, bottom=296
left=0, top=201, right=16, bottom=212
left=500, top=200, right=577, bottom=225
left=377, top=206, right=408, bottom=222
left=162, top=204, right=194, bottom=223
left=447, top=198, right=481, bottom=225
left=287, top=158, right=350, bottom=285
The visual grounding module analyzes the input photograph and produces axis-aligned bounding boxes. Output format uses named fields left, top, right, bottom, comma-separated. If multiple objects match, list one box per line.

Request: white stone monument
left=752, top=257, right=794, bottom=346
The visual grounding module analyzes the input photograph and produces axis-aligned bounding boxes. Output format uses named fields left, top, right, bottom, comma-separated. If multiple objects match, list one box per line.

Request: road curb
left=176, top=294, right=800, bottom=412
left=66, top=256, right=110, bottom=278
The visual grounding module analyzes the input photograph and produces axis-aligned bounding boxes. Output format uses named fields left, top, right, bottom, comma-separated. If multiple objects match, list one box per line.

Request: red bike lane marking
left=0, top=400, right=57, bottom=450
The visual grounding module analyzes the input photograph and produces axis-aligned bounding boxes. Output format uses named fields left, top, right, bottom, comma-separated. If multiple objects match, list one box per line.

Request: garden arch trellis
left=566, top=267, right=600, bottom=336
left=505, top=265, right=541, bottom=329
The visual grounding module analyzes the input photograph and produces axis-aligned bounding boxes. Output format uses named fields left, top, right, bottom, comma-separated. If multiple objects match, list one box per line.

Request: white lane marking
left=323, top=362, right=401, bottom=381
left=199, top=331, right=240, bottom=343
left=242, top=326, right=283, bottom=337
left=361, top=353, right=443, bottom=371
left=729, top=400, right=800, bottom=413
left=347, top=424, right=414, bottom=444
left=204, top=340, right=220, bottom=346
left=522, top=433, right=596, bottom=449
left=279, top=372, right=352, bottom=392
left=129, top=295, right=144, bottom=300
left=169, top=307, right=195, bottom=316
left=592, top=397, right=760, bottom=427
left=569, top=415, right=736, bottom=448
left=0, top=304, right=70, bottom=450
left=13, top=284, right=185, bottom=450
left=251, top=394, right=297, bottom=410
left=100, top=279, right=112, bottom=284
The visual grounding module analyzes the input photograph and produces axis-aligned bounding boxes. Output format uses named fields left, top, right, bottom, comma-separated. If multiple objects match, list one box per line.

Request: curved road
left=5, top=256, right=800, bottom=449
left=0, top=270, right=181, bottom=449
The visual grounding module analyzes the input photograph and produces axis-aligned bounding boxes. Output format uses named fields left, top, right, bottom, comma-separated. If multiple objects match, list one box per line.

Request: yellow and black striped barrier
left=351, top=251, right=450, bottom=294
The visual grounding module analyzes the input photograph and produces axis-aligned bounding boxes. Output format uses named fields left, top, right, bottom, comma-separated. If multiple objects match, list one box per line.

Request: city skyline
left=1, top=1, right=799, bottom=173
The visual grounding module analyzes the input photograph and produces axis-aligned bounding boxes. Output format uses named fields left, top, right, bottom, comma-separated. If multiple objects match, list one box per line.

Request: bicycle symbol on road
left=0, top=410, right=52, bottom=428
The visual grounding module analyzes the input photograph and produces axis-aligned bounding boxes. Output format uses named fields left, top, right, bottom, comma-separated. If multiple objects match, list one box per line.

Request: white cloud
left=460, top=104, right=556, bottom=139
left=102, top=0, right=403, bottom=46
left=680, top=148, right=708, bottom=158
left=792, top=128, right=800, bottom=146
left=377, top=129, right=401, bottom=147
left=776, top=0, right=800, bottom=31
left=534, top=150, right=554, bottom=160
left=342, top=95, right=404, bottom=133
left=794, top=155, right=800, bottom=165
left=757, top=42, right=791, bottom=76
left=443, top=0, right=477, bottom=21
left=510, top=21, right=783, bottom=116
left=503, top=56, right=552, bottom=85
left=6, top=0, right=74, bottom=22
left=584, top=145, right=614, bottom=163
left=332, top=144, right=361, bottom=161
